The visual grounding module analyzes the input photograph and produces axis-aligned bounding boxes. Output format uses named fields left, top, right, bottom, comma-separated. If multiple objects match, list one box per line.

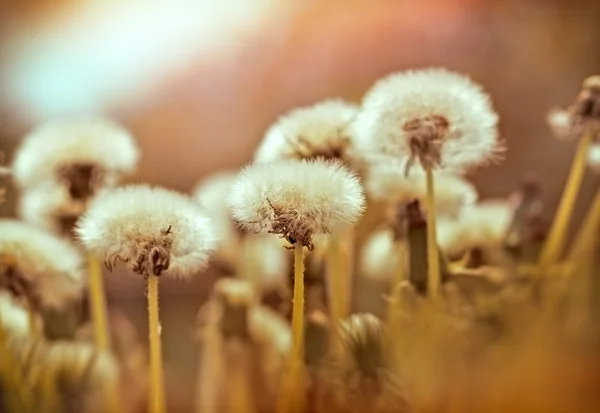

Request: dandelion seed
left=254, top=99, right=359, bottom=164
left=0, top=219, right=85, bottom=309
left=77, top=185, right=218, bottom=278
left=228, top=159, right=365, bottom=251
left=351, top=67, right=502, bottom=174
left=11, top=117, right=139, bottom=195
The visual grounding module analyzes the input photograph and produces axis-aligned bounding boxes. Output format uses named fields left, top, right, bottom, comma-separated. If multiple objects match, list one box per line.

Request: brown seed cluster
left=266, top=198, right=315, bottom=251
left=105, top=226, right=174, bottom=276
left=291, top=132, right=350, bottom=162
left=402, top=115, right=449, bottom=175
left=57, top=163, right=105, bottom=201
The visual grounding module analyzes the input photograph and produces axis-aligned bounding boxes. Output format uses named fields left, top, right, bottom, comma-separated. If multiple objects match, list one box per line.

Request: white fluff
left=588, top=143, right=600, bottom=173
left=18, top=182, right=85, bottom=235
left=76, top=185, right=218, bottom=278
left=0, top=219, right=85, bottom=308
left=227, top=159, right=365, bottom=249
left=436, top=201, right=513, bottom=257
left=359, top=230, right=398, bottom=282
left=192, top=172, right=240, bottom=264
left=12, top=117, right=139, bottom=188
left=351, top=67, right=501, bottom=173
left=254, top=99, right=359, bottom=163
left=366, top=163, right=477, bottom=218
left=0, top=291, right=30, bottom=337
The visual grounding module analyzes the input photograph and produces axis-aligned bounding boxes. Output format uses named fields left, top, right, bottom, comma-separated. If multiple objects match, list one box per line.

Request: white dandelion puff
left=547, top=75, right=600, bottom=141
left=351, top=67, right=502, bottom=174
left=436, top=201, right=513, bottom=257
left=366, top=163, right=478, bottom=218
left=0, top=219, right=85, bottom=308
left=359, top=230, right=398, bottom=282
left=192, top=171, right=240, bottom=264
left=588, top=143, right=600, bottom=173
left=227, top=159, right=365, bottom=250
left=18, top=182, right=86, bottom=237
left=11, top=117, right=139, bottom=192
left=0, top=291, right=30, bottom=337
left=254, top=99, right=359, bottom=164
left=76, top=185, right=218, bottom=278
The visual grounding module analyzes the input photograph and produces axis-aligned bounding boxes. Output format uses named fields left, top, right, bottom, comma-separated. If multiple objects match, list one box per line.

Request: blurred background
left=1, top=0, right=599, bottom=410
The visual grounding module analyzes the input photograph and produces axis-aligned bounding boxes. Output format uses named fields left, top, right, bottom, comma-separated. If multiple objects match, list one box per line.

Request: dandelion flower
left=18, top=182, right=86, bottom=237
left=192, top=172, right=240, bottom=262
left=77, top=185, right=218, bottom=278
left=360, top=230, right=398, bottom=283
left=0, top=291, right=30, bottom=337
left=548, top=75, right=600, bottom=141
left=437, top=201, right=513, bottom=258
left=11, top=117, right=139, bottom=195
left=351, top=67, right=502, bottom=174
left=366, top=163, right=477, bottom=218
left=0, top=219, right=85, bottom=309
left=77, top=184, right=217, bottom=413
left=254, top=99, right=359, bottom=164
left=588, top=143, right=600, bottom=173
left=228, top=159, right=365, bottom=250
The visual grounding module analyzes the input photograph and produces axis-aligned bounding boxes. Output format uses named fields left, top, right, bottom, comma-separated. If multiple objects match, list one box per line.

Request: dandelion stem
left=539, top=130, right=593, bottom=265
left=276, top=243, right=306, bottom=413
left=147, top=274, right=166, bottom=413
left=385, top=241, right=406, bottom=342
left=425, top=165, right=441, bottom=302
left=87, top=254, right=111, bottom=350
left=325, top=235, right=350, bottom=329
left=567, top=189, right=600, bottom=263
left=291, top=242, right=305, bottom=365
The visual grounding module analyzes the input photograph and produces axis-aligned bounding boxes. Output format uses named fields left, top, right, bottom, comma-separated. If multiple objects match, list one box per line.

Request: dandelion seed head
left=0, top=291, right=30, bottom=336
left=18, top=182, right=86, bottom=237
left=588, top=144, right=600, bottom=173
left=227, top=159, right=365, bottom=249
left=547, top=109, right=574, bottom=140
left=12, top=117, right=139, bottom=189
left=76, top=185, right=218, bottom=278
left=255, top=99, right=358, bottom=163
left=360, top=230, right=398, bottom=282
left=352, top=68, right=501, bottom=173
left=242, top=235, right=289, bottom=292
left=366, top=163, right=477, bottom=218
left=192, top=171, right=241, bottom=264
left=437, top=201, right=513, bottom=257
left=0, top=219, right=85, bottom=308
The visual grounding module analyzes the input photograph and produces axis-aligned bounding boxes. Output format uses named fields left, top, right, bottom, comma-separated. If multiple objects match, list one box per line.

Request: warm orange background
left=0, top=2, right=599, bottom=410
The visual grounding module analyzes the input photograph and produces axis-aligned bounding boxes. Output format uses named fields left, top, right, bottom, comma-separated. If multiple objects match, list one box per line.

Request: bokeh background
left=1, top=0, right=599, bottom=410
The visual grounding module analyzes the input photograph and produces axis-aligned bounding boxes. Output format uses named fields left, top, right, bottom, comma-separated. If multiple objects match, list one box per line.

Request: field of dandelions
left=1, top=68, right=599, bottom=413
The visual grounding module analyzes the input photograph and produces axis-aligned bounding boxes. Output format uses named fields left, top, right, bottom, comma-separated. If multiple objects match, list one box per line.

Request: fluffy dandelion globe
left=351, top=67, right=502, bottom=174
left=227, top=159, right=365, bottom=250
left=254, top=99, right=359, bottom=164
left=77, top=185, right=218, bottom=278
left=12, top=117, right=139, bottom=192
